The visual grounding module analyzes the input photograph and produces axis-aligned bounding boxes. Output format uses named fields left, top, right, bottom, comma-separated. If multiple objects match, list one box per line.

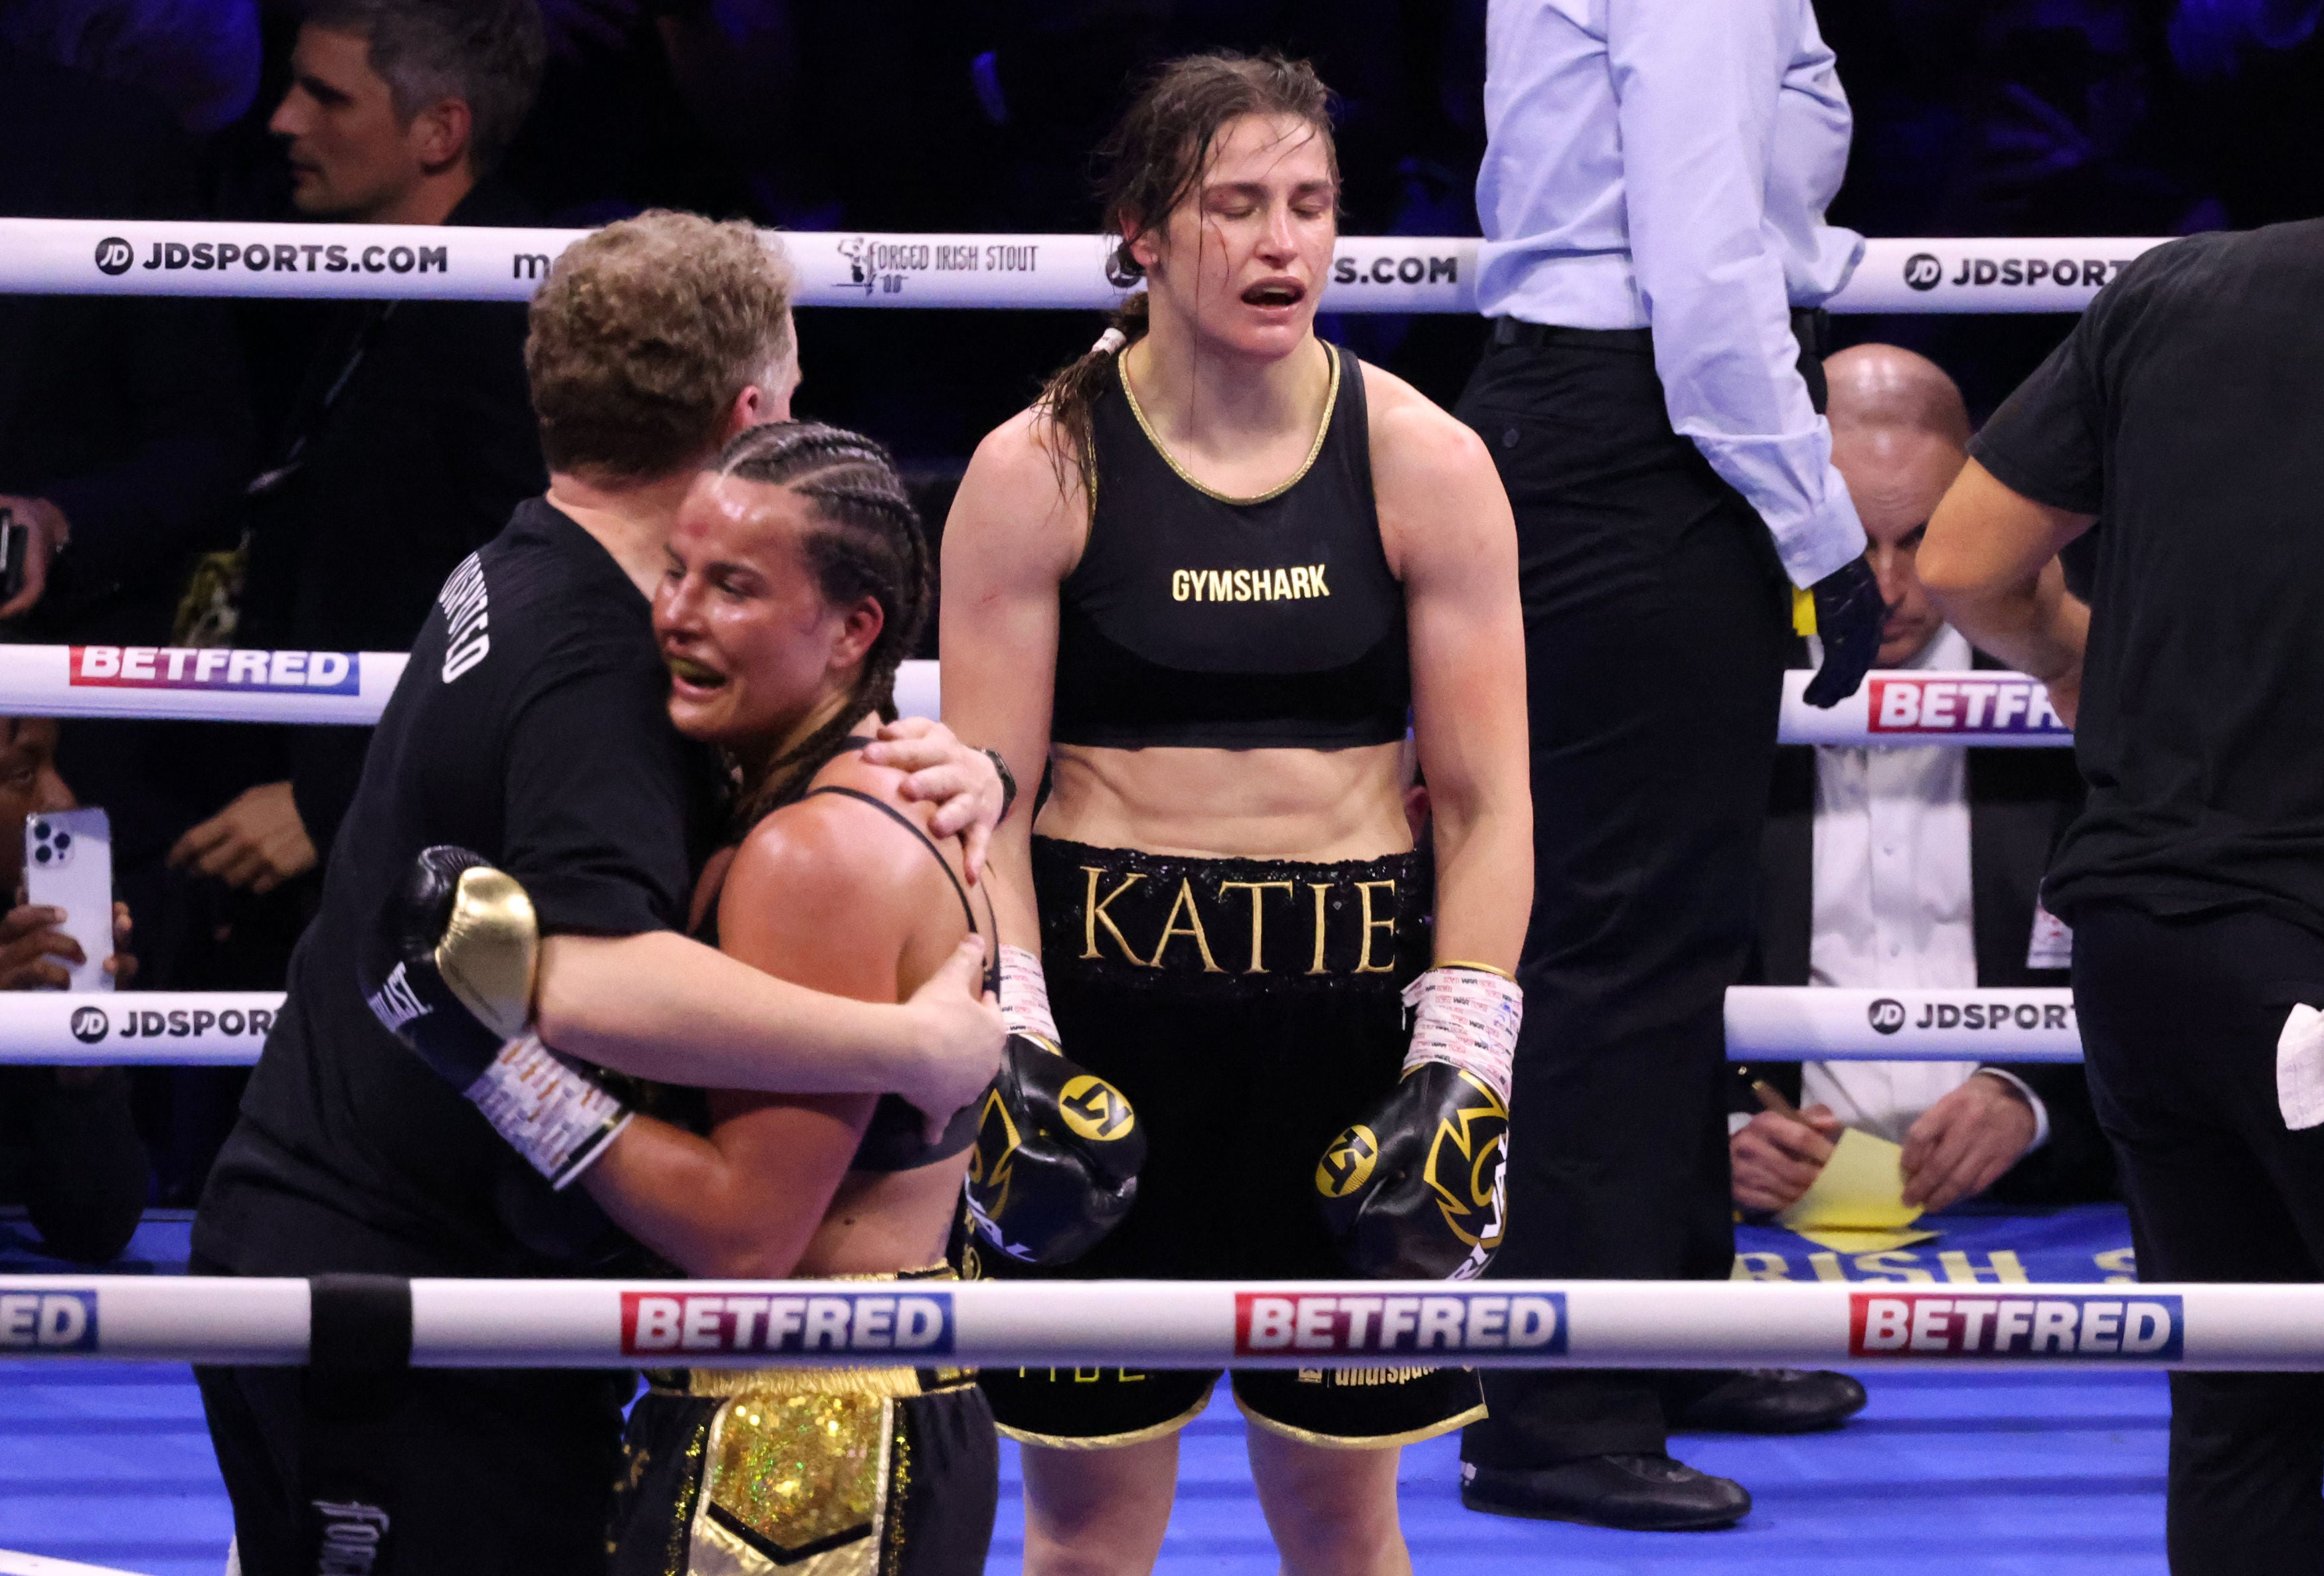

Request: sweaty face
left=1136, top=113, right=1337, bottom=363
left=653, top=477, right=880, bottom=753
left=270, top=26, right=430, bottom=220
left=0, top=719, right=74, bottom=892
left=1831, top=428, right=1969, bottom=667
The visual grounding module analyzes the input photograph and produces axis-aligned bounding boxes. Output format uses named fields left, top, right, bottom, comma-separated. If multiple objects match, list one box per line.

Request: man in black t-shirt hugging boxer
left=193, top=212, right=1008, bottom=1576
left=1921, top=225, right=2324, bottom=1576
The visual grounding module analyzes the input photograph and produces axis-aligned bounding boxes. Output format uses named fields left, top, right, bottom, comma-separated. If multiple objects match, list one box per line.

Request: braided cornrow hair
left=714, top=421, right=932, bottom=829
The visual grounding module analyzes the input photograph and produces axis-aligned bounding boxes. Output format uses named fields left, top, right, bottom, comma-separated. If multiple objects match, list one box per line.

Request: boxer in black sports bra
left=940, top=53, right=1531, bottom=1576
left=578, top=422, right=999, bottom=1576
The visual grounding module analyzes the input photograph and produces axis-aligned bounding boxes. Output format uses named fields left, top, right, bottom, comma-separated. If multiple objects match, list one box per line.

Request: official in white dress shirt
left=1776, top=619, right=2050, bottom=1174
left=1727, top=346, right=2110, bottom=1219
left=1455, top=0, right=1886, bottom=1531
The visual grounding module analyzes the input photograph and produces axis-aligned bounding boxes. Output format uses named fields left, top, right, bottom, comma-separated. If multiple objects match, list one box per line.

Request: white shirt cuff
left=1770, top=476, right=1869, bottom=588
left=1975, top=1066, right=2051, bottom=1152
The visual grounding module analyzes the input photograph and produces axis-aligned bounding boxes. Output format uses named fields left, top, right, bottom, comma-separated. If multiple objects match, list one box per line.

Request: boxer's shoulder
left=725, top=757, right=955, bottom=928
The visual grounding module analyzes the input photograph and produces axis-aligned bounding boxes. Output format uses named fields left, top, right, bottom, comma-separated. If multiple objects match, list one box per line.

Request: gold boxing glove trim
left=437, top=866, right=539, bottom=1041
left=1422, top=1070, right=1509, bottom=1251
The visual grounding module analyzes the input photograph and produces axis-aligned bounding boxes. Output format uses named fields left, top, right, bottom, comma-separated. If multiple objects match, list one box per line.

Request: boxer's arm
left=535, top=929, right=997, bottom=1123
left=936, top=410, right=1080, bottom=955
left=499, top=646, right=1001, bottom=1120
left=1372, top=377, right=1532, bottom=971
left=1920, top=459, right=2094, bottom=724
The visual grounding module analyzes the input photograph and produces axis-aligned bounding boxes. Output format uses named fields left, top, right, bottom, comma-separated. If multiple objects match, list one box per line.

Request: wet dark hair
left=712, top=422, right=931, bottom=826
left=1036, top=50, right=1337, bottom=495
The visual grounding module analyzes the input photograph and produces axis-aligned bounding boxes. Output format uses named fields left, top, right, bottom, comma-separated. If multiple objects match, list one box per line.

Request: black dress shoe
left=1460, top=1454, right=1752, bottom=1531
left=1671, top=1368, right=1867, bottom=1433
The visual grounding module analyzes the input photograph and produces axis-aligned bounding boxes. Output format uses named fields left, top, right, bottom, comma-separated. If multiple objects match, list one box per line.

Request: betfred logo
left=1867, top=676, right=2067, bottom=736
left=620, top=1291, right=953, bottom=1358
left=1234, top=1291, right=1564, bottom=1358
left=0, top=1291, right=98, bottom=1351
left=70, top=646, right=359, bottom=695
left=1849, top=1293, right=2182, bottom=1360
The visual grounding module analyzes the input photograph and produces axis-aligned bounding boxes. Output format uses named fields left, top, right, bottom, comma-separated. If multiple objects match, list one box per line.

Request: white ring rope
left=5, top=647, right=2062, bottom=748
left=11, top=219, right=2162, bottom=314
left=0, top=644, right=2078, bottom=1066
left=0, top=987, right=2078, bottom=1065
left=0, top=1274, right=2299, bottom=1370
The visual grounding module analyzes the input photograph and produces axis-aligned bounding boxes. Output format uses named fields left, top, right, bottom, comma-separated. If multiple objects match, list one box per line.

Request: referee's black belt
left=1491, top=307, right=1831, bottom=358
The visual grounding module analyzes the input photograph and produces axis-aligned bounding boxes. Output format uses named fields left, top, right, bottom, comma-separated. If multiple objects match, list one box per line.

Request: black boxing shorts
left=964, top=836, right=1483, bottom=1449
left=610, top=1272, right=997, bottom=1575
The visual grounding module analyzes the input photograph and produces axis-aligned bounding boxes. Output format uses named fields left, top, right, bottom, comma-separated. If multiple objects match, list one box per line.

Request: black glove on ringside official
left=1802, top=555, right=1887, bottom=708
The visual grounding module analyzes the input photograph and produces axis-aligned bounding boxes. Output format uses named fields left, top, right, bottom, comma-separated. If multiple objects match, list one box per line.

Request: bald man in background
left=1732, top=345, right=2111, bottom=1218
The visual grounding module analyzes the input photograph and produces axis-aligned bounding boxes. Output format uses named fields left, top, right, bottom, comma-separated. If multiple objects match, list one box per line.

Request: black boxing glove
left=963, top=945, right=1145, bottom=1265
left=360, top=846, right=632, bottom=1190
left=1801, top=555, right=1887, bottom=708
left=1317, top=964, right=1517, bottom=1281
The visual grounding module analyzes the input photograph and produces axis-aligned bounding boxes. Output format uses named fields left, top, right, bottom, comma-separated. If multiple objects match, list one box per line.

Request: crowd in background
left=0, top=0, right=2317, bottom=1228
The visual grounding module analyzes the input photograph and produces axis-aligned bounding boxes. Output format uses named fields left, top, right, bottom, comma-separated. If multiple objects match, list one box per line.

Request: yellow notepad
left=1776, top=1128, right=1936, bottom=1251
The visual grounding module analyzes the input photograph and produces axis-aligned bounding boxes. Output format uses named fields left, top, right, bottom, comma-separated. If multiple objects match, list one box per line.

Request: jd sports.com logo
left=1903, top=253, right=1943, bottom=291
left=1868, top=998, right=1907, bottom=1035
left=66, top=1004, right=275, bottom=1044
left=94, top=237, right=135, bottom=276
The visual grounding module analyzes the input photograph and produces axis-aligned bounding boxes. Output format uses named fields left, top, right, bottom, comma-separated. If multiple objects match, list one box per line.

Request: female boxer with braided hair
left=942, top=51, right=1531, bottom=1576
left=579, top=422, right=1001, bottom=1576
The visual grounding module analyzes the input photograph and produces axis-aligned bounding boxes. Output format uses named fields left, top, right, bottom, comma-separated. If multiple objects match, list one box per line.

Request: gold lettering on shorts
left=1081, top=868, right=1149, bottom=965
left=1355, top=880, right=1398, bottom=974
left=1218, top=880, right=1293, bottom=973
left=1309, top=884, right=1334, bottom=975
left=1149, top=878, right=1222, bottom=972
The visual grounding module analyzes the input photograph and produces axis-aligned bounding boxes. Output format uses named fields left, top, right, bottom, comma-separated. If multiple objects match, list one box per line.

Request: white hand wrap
left=463, top=1032, right=633, bottom=1190
left=1400, top=965, right=1521, bottom=1104
left=999, top=943, right=1061, bottom=1049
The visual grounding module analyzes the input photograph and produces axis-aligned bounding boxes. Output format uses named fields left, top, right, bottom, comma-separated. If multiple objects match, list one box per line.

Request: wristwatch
left=980, top=747, right=1018, bottom=820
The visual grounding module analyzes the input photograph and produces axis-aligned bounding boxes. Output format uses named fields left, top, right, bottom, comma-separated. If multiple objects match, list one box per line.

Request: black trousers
left=2073, top=901, right=2324, bottom=1574
left=1455, top=326, right=1791, bottom=1466
left=198, top=1358, right=631, bottom=1574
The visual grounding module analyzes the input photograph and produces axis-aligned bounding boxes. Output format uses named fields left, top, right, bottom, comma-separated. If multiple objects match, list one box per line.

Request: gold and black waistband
left=1032, top=836, right=1423, bottom=991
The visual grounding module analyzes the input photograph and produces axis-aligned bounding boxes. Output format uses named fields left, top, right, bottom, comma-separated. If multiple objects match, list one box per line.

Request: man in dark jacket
left=1733, top=345, right=2111, bottom=1214
left=166, top=0, right=550, bottom=977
